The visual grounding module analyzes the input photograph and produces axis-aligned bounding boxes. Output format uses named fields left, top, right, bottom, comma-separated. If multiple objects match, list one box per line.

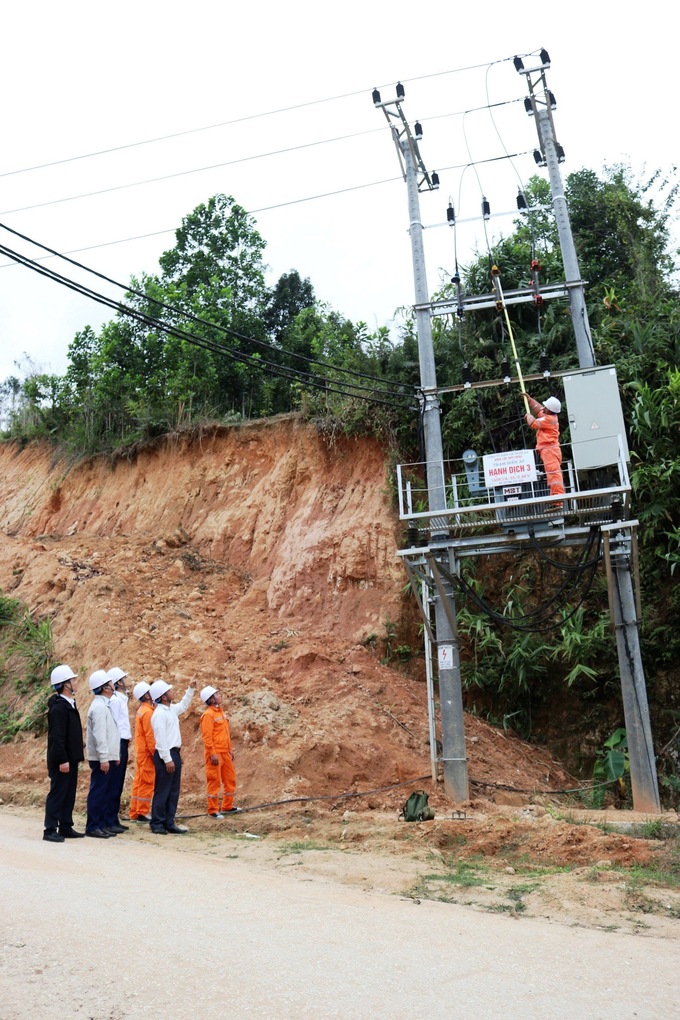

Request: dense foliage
left=2, top=165, right=679, bottom=794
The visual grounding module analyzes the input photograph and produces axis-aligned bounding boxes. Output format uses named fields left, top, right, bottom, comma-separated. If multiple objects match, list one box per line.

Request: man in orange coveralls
left=522, top=392, right=565, bottom=499
left=129, top=682, right=155, bottom=821
left=199, top=685, right=239, bottom=817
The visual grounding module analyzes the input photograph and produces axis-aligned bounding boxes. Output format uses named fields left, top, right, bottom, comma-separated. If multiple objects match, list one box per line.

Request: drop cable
left=0, top=241, right=413, bottom=410
left=0, top=221, right=412, bottom=394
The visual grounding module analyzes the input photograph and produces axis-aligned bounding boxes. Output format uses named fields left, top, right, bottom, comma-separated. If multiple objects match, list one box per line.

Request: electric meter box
left=563, top=365, right=629, bottom=471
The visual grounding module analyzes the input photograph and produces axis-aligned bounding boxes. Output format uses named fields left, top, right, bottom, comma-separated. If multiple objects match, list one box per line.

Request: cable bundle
left=447, top=526, right=602, bottom=633
left=0, top=224, right=415, bottom=412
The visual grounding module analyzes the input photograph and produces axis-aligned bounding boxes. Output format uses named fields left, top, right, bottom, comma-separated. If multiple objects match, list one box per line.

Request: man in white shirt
left=148, top=679, right=194, bottom=834
left=85, top=670, right=121, bottom=839
left=106, top=666, right=132, bottom=833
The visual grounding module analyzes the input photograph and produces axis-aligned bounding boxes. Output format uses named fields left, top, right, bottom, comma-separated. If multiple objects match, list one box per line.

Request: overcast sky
left=0, top=1, right=676, bottom=381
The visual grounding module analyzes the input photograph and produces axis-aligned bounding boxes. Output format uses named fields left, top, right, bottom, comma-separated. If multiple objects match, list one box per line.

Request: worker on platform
left=43, top=664, right=85, bottom=842
left=199, top=686, right=239, bottom=817
left=522, top=393, right=566, bottom=498
left=85, top=670, right=121, bottom=839
left=106, top=666, right=131, bottom=833
left=148, top=679, right=195, bottom=834
left=129, top=681, right=155, bottom=821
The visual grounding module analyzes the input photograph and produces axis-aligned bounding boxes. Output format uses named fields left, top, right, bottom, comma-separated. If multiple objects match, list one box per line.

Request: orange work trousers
left=130, top=755, right=155, bottom=819
left=205, top=753, right=236, bottom=814
left=539, top=444, right=565, bottom=497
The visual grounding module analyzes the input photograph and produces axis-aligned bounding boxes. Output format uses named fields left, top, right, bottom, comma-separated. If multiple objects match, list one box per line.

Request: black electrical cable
left=439, top=535, right=596, bottom=624
left=528, top=525, right=603, bottom=573
left=0, top=240, right=392, bottom=404
left=457, top=558, right=582, bottom=626
left=475, top=393, right=497, bottom=453
left=174, top=774, right=434, bottom=819
left=455, top=551, right=600, bottom=633
left=0, top=242, right=414, bottom=411
left=456, top=567, right=598, bottom=634
left=0, top=221, right=413, bottom=394
left=449, top=531, right=602, bottom=632
left=168, top=772, right=618, bottom=821
left=470, top=777, right=619, bottom=796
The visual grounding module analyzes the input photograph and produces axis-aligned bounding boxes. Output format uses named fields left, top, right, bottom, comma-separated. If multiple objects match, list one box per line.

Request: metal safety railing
left=396, top=437, right=630, bottom=536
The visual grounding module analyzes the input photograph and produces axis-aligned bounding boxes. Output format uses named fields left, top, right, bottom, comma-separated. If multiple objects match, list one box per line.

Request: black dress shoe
left=108, top=824, right=126, bottom=834
left=118, top=823, right=129, bottom=831
left=103, top=828, right=118, bottom=836
left=85, top=829, right=110, bottom=838
left=149, top=826, right=168, bottom=834
left=58, top=828, right=85, bottom=838
left=43, top=831, right=65, bottom=843
left=164, top=824, right=187, bottom=834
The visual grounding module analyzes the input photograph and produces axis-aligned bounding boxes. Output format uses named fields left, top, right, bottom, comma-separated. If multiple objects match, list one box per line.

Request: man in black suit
left=44, top=664, right=85, bottom=842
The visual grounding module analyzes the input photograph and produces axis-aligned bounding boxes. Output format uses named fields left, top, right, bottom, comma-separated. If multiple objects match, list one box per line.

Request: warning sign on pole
left=482, top=449, right=537, bottom=488
left=438, top=645, right=454, bottom=670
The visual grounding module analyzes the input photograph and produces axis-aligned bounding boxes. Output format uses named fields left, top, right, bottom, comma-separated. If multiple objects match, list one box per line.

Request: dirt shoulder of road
left=6, top=801, right=679, bottom=939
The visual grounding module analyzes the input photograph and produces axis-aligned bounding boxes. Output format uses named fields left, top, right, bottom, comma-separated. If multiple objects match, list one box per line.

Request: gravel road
left=1, top=811, right=678, bottom=1020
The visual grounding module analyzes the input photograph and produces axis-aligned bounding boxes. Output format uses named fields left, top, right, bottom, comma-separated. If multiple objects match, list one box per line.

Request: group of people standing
left=43, top=664, right=238, bottom=842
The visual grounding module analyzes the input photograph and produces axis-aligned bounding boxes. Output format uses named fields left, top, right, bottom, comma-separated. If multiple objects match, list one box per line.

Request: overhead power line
left=0, top=221, right=413, bottom=393
left=0, top=53, right=540, bottom=179
left=0, top=240, right=415, bottom=410
left=0, top=103, right=524, bottom=219
left=0, top=150, right=535, bottom=274
left=0, top=149, right=535, bottom=254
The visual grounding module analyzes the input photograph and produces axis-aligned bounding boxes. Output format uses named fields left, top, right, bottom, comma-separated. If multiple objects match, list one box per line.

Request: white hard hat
left=200, top=685, right=218, bottom=704
left=133, top=681, right=151, bottom=701
left=544, top=396, right=561, bottom=414
left=88, top=669, right=111, bottom=692
left=149, top=679, right=173, bottom=702
left=50, top=664, right=77, bottom=687
left=107, top=666, right=128, bottom=685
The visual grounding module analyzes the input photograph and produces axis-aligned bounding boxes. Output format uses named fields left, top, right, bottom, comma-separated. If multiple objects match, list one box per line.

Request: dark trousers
left=44, top=764, right=79, bottom=833
left=86, top=761, right=115, bottom=833
left=109, top=738, right=129, bottom=825
left=151, top=749, right=181, bottom=829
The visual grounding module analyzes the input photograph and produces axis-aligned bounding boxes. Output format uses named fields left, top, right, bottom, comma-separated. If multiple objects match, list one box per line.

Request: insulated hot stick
left=490, top=265, right=529, bottom=414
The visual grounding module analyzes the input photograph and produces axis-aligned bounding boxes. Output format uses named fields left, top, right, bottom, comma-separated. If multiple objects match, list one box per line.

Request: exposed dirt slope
left=0, top=417, right=573, bottom=810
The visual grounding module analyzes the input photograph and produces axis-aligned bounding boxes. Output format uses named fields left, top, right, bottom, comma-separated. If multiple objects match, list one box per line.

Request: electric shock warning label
left=438, top=645, right=454, bottom=670
left=482, top=449, right=537, bottom=488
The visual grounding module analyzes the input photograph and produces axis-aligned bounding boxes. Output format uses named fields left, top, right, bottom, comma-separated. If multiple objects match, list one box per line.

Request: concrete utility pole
left=536, top=110, right=595, bottom=370
left=401, top=135, right=469, bottom=803
left=535, top=108, right=661, bottom=812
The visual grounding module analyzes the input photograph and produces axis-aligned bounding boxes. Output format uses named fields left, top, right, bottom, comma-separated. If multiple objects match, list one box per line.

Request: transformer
left=563, top=365, right=629, bottom=471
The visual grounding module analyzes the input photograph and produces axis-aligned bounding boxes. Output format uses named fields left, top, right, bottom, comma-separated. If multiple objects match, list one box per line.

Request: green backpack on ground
left=399, top=790, right=435, bottom=822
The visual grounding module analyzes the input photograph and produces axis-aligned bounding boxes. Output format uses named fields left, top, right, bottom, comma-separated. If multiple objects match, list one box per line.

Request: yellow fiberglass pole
left=491, top=265, right=530, bottom=415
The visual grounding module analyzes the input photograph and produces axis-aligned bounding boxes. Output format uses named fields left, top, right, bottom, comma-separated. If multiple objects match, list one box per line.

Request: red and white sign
left=482, top=449, right=537, bottom=489
left=438, top=645, right=454, bottom=670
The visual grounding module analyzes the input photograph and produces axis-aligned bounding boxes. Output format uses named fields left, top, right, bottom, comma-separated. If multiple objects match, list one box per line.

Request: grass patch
left=507, top=882, right=538, bottom=899
left=0, top=592, right=57, bottom=742
left=630, top=820, right=680, bottom=842
left=409, top=863, right=490, bottom=904
left=277, top=840, right=332, bottom=855
left=613, top=860, right=680, bottom=889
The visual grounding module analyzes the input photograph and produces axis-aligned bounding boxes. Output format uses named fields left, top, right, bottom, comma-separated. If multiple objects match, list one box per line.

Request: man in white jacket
left=148, top=679, right=194, bottom=834
left=106, top=666, right=132, bottom=833
left=85, top=670, right=121, bottom=839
